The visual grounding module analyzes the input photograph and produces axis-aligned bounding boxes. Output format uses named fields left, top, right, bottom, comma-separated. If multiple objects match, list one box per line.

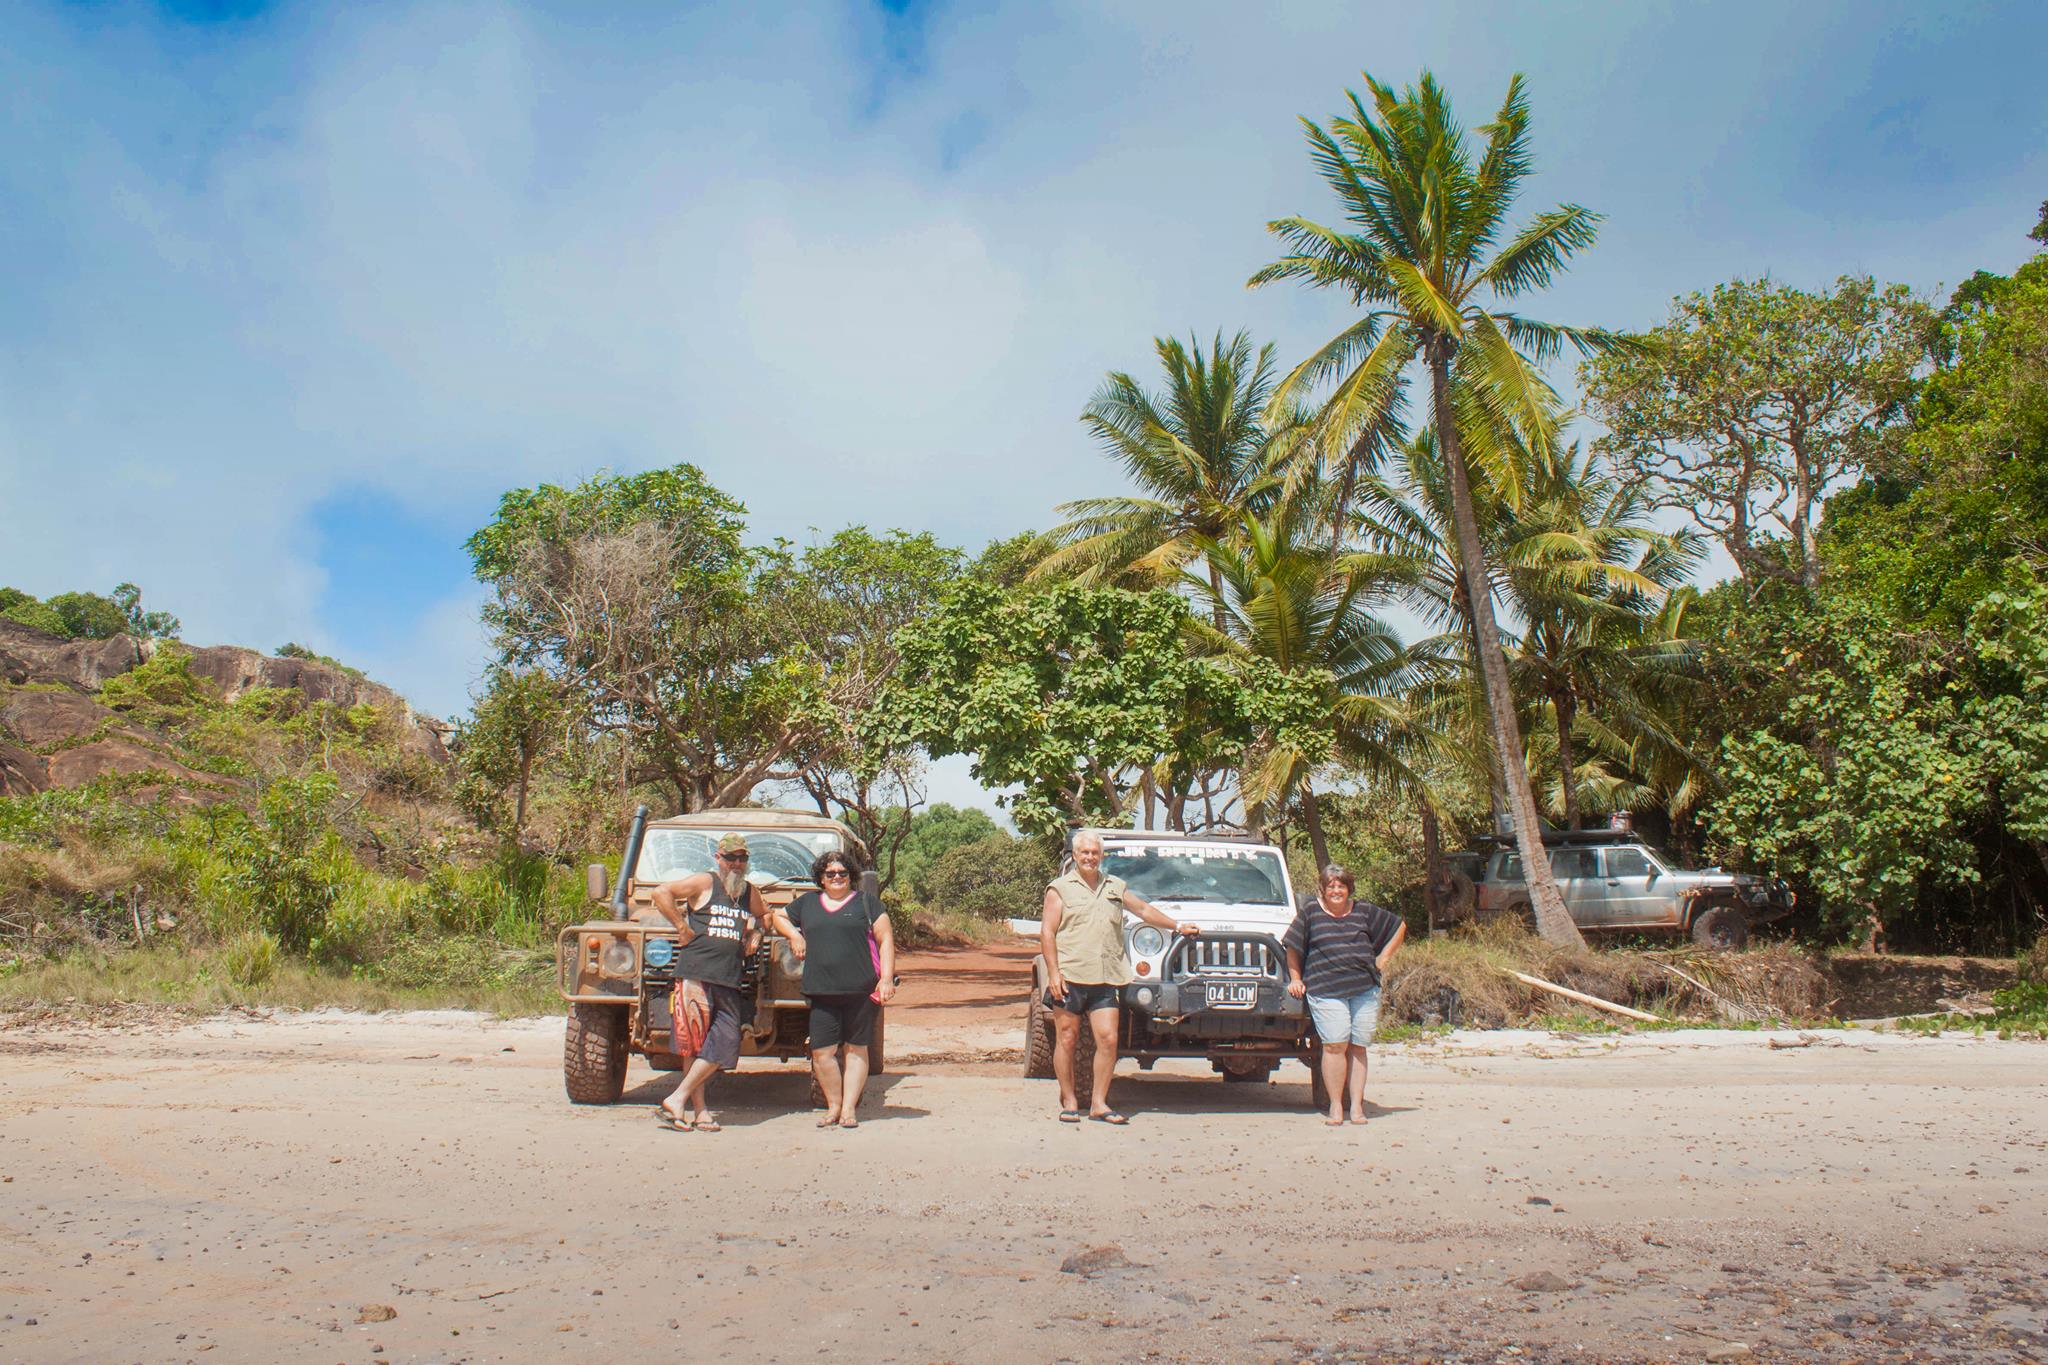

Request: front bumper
left=1126, top=976, right=1303, bottom=1019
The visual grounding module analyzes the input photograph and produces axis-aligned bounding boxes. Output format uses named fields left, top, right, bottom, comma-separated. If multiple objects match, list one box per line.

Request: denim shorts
left=1307, top=987, right=1382, bottom=1046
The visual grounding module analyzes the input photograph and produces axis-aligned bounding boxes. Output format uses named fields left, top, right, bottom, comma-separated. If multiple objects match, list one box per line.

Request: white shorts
left=1307, top=987, right=1382, bottom=1046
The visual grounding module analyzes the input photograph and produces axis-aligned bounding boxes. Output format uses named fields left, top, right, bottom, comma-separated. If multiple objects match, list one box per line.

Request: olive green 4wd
left=558, top=806, right=883, bottom=1103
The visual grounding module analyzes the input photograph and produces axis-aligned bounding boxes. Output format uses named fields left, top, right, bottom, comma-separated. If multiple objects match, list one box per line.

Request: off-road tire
left=868, top=1007, right=887, bottom=1076
left=1072, top=1022, right=1098, bottom=1094
left=1308, top=1056, right=1331, bottom=1111
left=1024, top=992, right=1055, bottom=1079
left=1691, top=904, right=1751, bottom=951
left=563, top=1003, right=629, bottom=1104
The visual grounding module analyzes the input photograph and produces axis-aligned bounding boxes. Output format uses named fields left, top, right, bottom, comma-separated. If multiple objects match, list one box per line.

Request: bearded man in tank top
left=650, top=832, right=766, bottom=1132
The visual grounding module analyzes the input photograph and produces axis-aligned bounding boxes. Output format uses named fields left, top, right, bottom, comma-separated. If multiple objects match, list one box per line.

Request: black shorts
left=1045, top=982, right=1121, bottom=1015
left=807, top=993, right=877, bottom=1049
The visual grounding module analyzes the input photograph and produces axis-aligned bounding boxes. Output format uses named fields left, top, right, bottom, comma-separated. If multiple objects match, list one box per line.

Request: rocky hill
left=0, top=618, right=449, bottom=800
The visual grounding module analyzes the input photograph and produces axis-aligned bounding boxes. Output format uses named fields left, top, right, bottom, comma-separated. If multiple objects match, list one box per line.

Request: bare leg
left=665, top=1056, right=721, bottom=1123
left=1087, top=1008, right=1119, bottom=1117
left=810, top=1046, right=842, bottom=1126
left=838, top=1044, right=871, bottom=1126
left=1319, top=1043, right=1348, bottom=1125
left=1346, top=1043, right=1369, bottom=1122
left=1051, top=1009, right=1082, bottom=1113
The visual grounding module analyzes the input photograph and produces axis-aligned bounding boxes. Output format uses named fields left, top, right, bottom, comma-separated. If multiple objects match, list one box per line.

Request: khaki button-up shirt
left=1048, top=871, right=1132, bottom=986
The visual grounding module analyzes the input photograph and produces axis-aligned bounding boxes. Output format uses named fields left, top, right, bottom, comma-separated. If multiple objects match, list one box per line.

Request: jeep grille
left=1169, top=935, right=1281, bottom=981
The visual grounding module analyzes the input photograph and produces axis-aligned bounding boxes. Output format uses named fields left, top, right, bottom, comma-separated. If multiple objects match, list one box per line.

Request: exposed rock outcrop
left=0, top=690, right=113, bottom=749
left=180, top=646, right=448, bottom=761
left=45, top=738, right=229, bottom=793
left=0, top=741, right=46, bottom=796
left=0, top=620, right=146, bottom=691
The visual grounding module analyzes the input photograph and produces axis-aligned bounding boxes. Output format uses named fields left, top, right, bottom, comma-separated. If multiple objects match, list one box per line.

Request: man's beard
left=720, top=868, right=749, bottom=900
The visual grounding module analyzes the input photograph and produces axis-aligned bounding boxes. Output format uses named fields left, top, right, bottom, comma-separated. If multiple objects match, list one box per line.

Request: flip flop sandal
left=653, top=1107, right=691, bottom=1132
left=1088, top=1111, right=1129, bottom=1126
left=838, top=1117, right=860, bottom=1129
left=816, top=1114, right=839, bottom=1128
left=1057, top=1110, right=1083, bottom=1123
left=691, top=1115, right=722, bottom=1132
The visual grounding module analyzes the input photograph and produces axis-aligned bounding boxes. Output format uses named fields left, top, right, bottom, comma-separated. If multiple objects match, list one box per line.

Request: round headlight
left=1131, top=926, right=1166, bottom=957
left=599, top=940, right=636, bottom=976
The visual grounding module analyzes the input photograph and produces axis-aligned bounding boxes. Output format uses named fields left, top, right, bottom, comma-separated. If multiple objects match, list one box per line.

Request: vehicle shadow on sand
left=623, top=1070, right=928, bottom=1127
left=1099, top=1071, right=1421, bottom=1122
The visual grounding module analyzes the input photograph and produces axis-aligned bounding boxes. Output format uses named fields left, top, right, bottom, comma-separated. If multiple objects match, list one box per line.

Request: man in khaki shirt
left=1040, top=831, right=1198, bottom=1125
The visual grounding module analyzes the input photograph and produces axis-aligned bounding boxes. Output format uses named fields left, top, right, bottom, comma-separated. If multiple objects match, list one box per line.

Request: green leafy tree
left=112, top=583, right=181, bottom=640
left=0, top=590, right=66, bottom=636
left=43, top=592, right=128, bottom=640
left=882, top=582, right=1334, bottom=836
left=916, top=831, right=1059, bottom=919
left=1250, top=71, right=1613, bottom=945
left=457, top=667, right=571, bottom=837
left=1708, top=591, right=1986, bottom=947
left=891, top=802, right=1004, bottom=903
left=773, top=527, right=964, bottom=884
left=468, top=465, right=813, bottom=811
left=1582, top=276, right=1931, bottom=588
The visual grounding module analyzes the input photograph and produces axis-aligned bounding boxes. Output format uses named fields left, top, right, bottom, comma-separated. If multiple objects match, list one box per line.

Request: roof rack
left=1475, top=827, right=1640, bottom=848
left=1072, top=827, right=1266, bottom=847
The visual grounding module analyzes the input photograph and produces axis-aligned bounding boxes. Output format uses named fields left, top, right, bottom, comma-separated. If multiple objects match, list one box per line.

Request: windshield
left=635, top=828, right=844, bottom=886
left=1101, top=842, right=1291, bottom=906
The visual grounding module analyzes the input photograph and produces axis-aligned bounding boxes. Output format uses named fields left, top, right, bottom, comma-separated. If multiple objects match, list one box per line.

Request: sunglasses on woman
left=820, top=867, right=852, bottom=880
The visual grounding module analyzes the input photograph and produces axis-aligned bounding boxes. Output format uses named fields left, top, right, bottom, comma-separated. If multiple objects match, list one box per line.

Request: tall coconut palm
left=1498, top=447, right=1707, bottom=829
left=1034, top=331, right=1299, bottom=625
left=1183, top=498, right=1447, bottom=866
left=1250, top=71, right=1618, bottom=947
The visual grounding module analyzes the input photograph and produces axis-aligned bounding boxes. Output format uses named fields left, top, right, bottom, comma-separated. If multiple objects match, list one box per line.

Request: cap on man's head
left=716, top=833, right=750, bottom=855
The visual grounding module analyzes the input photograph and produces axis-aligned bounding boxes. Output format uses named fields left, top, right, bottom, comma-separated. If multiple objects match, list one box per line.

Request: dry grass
left=1384, top=921, right=1834, bottom=1028
left=0, top=943, right=559, bottom=1020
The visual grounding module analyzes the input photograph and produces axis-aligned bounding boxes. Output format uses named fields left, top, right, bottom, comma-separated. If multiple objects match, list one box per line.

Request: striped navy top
left=1282, top=898, right=1403, bottom=999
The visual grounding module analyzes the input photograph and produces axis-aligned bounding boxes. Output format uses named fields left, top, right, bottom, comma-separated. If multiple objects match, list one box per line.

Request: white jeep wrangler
left=1021, top=828, right=1328, bottom=1108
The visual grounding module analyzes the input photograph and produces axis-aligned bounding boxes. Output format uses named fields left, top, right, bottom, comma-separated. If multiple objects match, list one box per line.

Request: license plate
left=1204, top=981, right=1258, bottom=1010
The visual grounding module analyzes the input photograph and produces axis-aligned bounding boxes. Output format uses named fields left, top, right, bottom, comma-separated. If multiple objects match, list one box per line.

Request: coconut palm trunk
left=1429, top=350, right=1581, bottom=945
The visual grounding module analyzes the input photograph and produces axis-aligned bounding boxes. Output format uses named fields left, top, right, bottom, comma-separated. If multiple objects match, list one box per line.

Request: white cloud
left=1, top=0, right=2043, bottom=806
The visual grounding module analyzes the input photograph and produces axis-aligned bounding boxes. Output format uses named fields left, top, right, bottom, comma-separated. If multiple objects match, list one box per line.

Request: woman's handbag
left=671, top=978, right=712, bottom=1061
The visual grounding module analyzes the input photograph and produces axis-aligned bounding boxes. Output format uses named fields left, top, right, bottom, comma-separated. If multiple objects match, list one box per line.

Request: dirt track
left=2, top=946, right=2045, bottom=1363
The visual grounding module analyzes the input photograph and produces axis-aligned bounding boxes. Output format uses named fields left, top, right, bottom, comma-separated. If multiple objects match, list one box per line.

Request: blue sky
left=3, top=0, right=2045, bottom=807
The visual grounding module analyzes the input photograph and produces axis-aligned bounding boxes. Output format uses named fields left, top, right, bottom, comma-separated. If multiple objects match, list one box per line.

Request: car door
left=1548, top=848, right=1598, bottom=926
left=1599, top=847, right=1674, bottom=928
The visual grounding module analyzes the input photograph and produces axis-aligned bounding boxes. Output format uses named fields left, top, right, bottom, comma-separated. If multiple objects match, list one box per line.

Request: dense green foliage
left=882, top=581, right=1334, bottom=836
left=0, top=583, right=179, bottom=640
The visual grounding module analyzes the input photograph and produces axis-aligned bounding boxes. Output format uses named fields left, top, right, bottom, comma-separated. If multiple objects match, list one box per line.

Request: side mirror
left=860, top=870, right=881, bottom=900
left=586, top=864, right=610, bottom=902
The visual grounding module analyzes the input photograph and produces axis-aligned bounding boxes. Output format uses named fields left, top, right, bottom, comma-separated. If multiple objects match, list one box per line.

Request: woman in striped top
left=1283, top=864, right=1406, bottom=1126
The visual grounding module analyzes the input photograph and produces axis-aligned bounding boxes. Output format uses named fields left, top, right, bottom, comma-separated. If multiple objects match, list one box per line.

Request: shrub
left=222, top=774, right=355, bottom=954
left=100, top=652, right=216, bottom=727
left=2, top=598, right=66, bottom=636
left=2022, top=935, right=2048, bottom=986
left=916, top=832, right=1058, bottom=919
left=45, top=592, right=128, bottom=640
left=222, top=931, right=280, bottom=987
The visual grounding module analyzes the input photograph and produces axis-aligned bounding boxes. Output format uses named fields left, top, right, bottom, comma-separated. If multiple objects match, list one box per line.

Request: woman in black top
left=1283, top=863, right=1406, bottom=1126
left=768, top=849, right=897, bottom=1129
left=649, top=833, right=765, bottom=1133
